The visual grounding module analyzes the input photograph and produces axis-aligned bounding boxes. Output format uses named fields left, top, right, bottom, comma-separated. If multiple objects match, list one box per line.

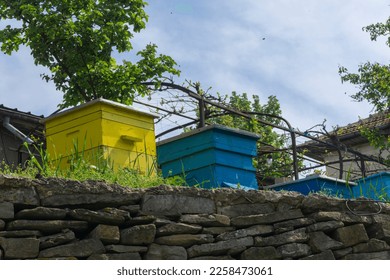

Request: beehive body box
left=355, top=172, right=390, bottom=200
left=157, top=125, right=260, bottom=189
left=43, top=98, right=157, bottom=173
left=267, top=174, right=357, bottom=198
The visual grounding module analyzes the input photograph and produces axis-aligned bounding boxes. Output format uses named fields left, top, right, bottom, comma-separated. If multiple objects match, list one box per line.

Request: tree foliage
left=0, top=0, right=179, bottom=108
left=339, top=16, right=390, bottom=164
left=339, top=17, right=390, bottom=112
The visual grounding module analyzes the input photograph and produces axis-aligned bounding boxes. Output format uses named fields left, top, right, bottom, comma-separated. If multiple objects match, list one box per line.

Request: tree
left=339, top=17, right=390, bottom=163
left=0, top=0, right=179, bottom=108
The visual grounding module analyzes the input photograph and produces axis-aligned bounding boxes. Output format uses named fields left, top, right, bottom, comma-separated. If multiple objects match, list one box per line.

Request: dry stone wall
left=1, top=175, right=390, bottom=260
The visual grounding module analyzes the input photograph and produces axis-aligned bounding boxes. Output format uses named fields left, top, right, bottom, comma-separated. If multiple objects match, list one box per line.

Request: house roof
left=0, top=104, right=44, bottom=138
left=297, top=111, right=390, bottom=161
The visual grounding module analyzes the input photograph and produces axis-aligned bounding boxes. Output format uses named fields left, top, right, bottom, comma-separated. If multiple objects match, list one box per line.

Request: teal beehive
left=157, top=125, right=260, bottom=189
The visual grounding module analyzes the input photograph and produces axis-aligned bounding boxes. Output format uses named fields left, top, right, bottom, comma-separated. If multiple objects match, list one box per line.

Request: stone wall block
left=6, top=220, right=89, bottom=233
left=88, top=253, right=142, bottom=260
left=255, top=228, right=308, bottom=247
left=39, top=229, right=76, bottom=249
left=179, top=214, right=230, bottom=227
left=217, top=203, right=275, bottom=218
left=277, top=243, right=311, bottom=259
left=216, top=225, right=274, bottom=241
left=69, top=209, right=125, bottom=225
left=89, top=224, right=120, bottom=244
left=308, top=231, right=343, bottom=253
left=307, top=220, right=344, bottom=232
left=0, top=237, right=39, bottom=259
left=0, top=176, right=39, bottom=206
left=39, top=238, right=105, bottom=258
left=142, top=194, right=215, bottom=216
left=333, top=224, right=369, bottom=247
left=352, top=238, right=390, bottom=253
left=0, top=220, right=5, bottom=231
left=145, top=243, right=188, bottom=260
left=240, top=246, right=281, bottom=260
left=187, top=237, right=254, bottom=258
left=301, top=250, right=335, bottom=260
left=157, top=222, right=203, bottom=236
left=155, top=234, right=214, bottom=248
left=120, top=224, right=156, bottom=245
left=231, top=209, right=303, bottom=227
left=0, top=202, right=14, bottom=219
left=15, top=207, right=67, bottom=220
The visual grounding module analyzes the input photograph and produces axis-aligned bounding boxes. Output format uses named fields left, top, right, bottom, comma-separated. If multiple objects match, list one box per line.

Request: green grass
left=0, top=142, right=186, bottom=188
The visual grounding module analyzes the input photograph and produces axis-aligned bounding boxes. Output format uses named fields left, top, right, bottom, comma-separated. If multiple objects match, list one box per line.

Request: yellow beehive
left=43, top=98, right=158, bottom=174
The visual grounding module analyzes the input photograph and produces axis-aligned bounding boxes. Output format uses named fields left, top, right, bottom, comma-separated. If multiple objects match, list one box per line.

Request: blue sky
left=0, top=0, right=389, bottom=138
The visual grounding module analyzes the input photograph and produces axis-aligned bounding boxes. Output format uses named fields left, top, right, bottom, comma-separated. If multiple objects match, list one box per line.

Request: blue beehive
left=266, top=174, right=357, bottom=198
left=157, top=125, right=260, bottom=189
left=354, top=172, right=390, bottom=201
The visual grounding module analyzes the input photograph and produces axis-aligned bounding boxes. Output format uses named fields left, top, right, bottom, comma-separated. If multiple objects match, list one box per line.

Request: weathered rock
left=88, top=253, right=141, bottom=260
left=157, top=222, right=202, bottom=236
left=301, top=194, right=347, bottom=213
left=105, top=245, right=148, bottom=254
left=155, top=234, right=214, bottom=248
left=39, top=229, right=76, bottom=249
left=15, top=207, right=67, bottom=220
left=0, top=230, right=42, bottom=238
left=227, top=246, right=247, bottom=256
left=274, top=218, right=315, bottom=232
left=231, top=209, right=303, bottom=227
left=0, top=202, right=14, bottom=219
left=124, top=215, right=156, bottom=226
left=89, top=224, right=120, bottom=244
left=69, top=208, right=125, bottom=225
left=277, top=243, right=311, bottom=258
left=6, top=220, right=89, bottom=233
left=0, top=220, right=4, bottom=231
left=0, top=175, right=39, bottom=206
left=301, top=250, right=335, bottom=260
left=179, top=214, right=230, bottom=227
left=0, top=237, right=40, bottom=259
left=119, top=205, right=140, bottom=215
left=191, top=255, right=235, bottom=260
left=240, top=246, right=281, bottom=260
left=120, top=224, right=156, bottom=245
left=187, top=237, right=253, bottom=258
left=307, top=220, right=344, bottom=232
left=39, top=238, right=105, bottom=258
left=333, top=247, right=353, bottom=259
left=310, top=211, right=372, bottom=225
left=343, top=251, right=390, bottom=260
left=142, top=194, right=215, bottom=216
left=218, top=203, right=275, bottom=218
left=255, top=228, right=308, bottom=247
left=202, top=227, right=236, bottom=235
left=216, top=225, right=273, bottom=241
left=308, top=231, right=343, bottom=253
left=35, top=178, right=142, bottom=207
left=352, top=238, right=390, bottom=253
left=145, top=243, right=187, bottom=260
left=366, top=220, right=390, bottom=243
left=333, top=224, right=369, bottom=247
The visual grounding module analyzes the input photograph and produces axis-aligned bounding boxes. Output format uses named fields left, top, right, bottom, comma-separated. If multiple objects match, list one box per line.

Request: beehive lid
left=42, top=98, right=159, bottom=123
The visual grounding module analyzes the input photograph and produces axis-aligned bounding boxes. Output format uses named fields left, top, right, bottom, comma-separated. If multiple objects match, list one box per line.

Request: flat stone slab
left=105, top=245, right=148, bottom=254
left=157, top=223, right=203, bottom=236
left=39, top=229, right=76, bottom=249
left=155, top=234, right=214, bottom=248
left=241, top=246, right=281, bottom=260
left=218, top=203, right=275, bottom=218
left=69, top=208, right=125, bottom=225
left=187, top=237, right=254, bottom=258
left=39, top=239, right=105, bottom=258
left=89, top=224, right=120, bottom=244
left=145, top=244, right=187, bottom=260
left=35, top=178, right=142, bottom=208
left=6, top=220, right=89, bottom=233
left=15, top=207, right=68, bottom=220
left=120, top=224, right=156, bottom=245
left=0, top=175, right=39, bottom=206
left=0, top=230, right=42, bottom=238
left=216, top=225, right=274, bottom=241
left=179, top=214, right=230, bottom=227
left=231, top=209, right=303, bottom=227
left=142, top=194, right=215, bottom=216
left=255, top=228, right=308, bottom=247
